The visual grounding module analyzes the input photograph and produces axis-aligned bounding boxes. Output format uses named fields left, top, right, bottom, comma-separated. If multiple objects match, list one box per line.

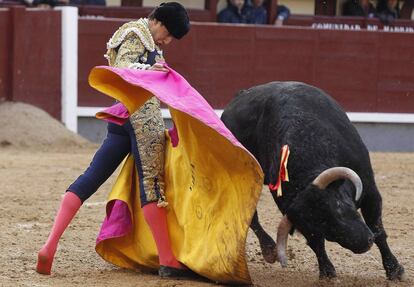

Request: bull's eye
left=335, top=200, right=344, bottom=215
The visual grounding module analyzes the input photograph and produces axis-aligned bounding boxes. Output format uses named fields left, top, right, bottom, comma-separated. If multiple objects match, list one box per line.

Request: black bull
left=221, top=82, right=405, bottom=280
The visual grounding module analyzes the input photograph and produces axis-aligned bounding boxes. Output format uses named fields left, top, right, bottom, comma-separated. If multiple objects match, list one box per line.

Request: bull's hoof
left=261, top=246, right=278, bottom=264
left=387, top=264, right=406, bottom=281
left=319, top=266, right=336, bottom=279
left=158, top=265, right=198, bottom=279
left=278, top=254, right=288, bottom=268
left=319, top=272, right=336, bottom=280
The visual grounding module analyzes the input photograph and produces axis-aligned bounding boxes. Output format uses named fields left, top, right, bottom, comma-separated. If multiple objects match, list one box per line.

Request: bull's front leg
left=374, top=230, right=405, bottom=280
left=361, top=189, right=405, bottom=280
left=250, top=210, right=278, bottom=263
left=307, top=236, right=336, bottom=279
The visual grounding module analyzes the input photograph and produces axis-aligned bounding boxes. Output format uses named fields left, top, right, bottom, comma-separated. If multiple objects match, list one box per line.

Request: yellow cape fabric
left=90, top=67, right=263, bottom=284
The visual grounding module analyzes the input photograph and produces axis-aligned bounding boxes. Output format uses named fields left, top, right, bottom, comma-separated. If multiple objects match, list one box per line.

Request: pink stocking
left=36, top=192, right=82, bottom=275
left=142, top=202, right=184, bottom=269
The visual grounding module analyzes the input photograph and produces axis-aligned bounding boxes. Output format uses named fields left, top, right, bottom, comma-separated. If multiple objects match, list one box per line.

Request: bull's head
left=276, top=167, right=374, bottom=266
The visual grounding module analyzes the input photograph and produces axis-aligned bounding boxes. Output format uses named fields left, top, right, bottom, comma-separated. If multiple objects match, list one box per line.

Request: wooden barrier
left=0, top=7, right=61, bottom=118
left=78, top=5, right=214, bottom=22
left=78, top=20, right=414, bottom=113
left=78, top=17, right=122, bottom=107
left=285, top=15, right=414, bottom=29
left=0, top=8, right=11, bottom=101
left=1, top=7, right=413, bottom=121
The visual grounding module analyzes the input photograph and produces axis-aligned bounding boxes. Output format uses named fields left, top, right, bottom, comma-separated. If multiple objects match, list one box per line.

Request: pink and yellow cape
left=88, top=66, right=263, bottom=284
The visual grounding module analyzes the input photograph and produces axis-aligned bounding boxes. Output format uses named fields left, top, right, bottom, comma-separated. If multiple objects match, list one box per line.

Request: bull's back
left=222, top=81, right=371, bottom=181
left=223, top=81, right=360, bottom=146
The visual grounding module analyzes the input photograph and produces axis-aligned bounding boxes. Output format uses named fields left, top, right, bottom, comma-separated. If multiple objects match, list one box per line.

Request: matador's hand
left=148, top=62, right=169, bottom=73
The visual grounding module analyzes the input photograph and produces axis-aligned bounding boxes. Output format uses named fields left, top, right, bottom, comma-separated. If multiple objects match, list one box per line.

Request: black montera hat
left=154, top=2, right=190, bottom=39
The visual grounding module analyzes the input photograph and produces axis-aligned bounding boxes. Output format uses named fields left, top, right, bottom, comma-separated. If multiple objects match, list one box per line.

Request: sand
left=0, top=102, right=91, bottom=151
left=0, top=102, right=412, bottom=287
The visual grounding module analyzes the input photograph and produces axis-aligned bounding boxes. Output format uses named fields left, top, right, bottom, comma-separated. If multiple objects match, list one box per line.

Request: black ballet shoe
left=158, top=265, right=198, bottom=279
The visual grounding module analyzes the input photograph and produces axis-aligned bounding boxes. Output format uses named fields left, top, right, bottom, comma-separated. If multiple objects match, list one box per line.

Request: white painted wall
left=57, top=6, right=78, bottom=133
left=106, top=0, right=120, bottom=6
left=278, top=0, right=314, bottom=15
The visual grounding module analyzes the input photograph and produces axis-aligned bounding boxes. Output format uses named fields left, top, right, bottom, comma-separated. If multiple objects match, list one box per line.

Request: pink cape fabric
left=93, top=65, right=246, bottom=148
left=97, top=102, right=129, bottom=125
left=90, top=65, right=263, bottom=284
left=94, top=64, right=257, bottom=242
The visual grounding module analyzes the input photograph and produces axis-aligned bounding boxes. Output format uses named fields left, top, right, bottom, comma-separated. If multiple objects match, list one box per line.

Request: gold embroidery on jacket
left=105, top=18, right=166, bottom=203
left=105, top=18, right=164, bottom=67
left=130, top=97, right=166, bottom=202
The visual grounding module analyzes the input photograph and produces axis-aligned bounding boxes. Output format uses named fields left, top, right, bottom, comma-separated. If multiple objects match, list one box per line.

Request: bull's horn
left=276, top=215, right=292, bottom=268
left=312, top=167, right=363, bottom=201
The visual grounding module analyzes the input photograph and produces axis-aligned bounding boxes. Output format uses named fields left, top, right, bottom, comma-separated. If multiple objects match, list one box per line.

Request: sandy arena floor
left=0, top=102, right=413, bottom=287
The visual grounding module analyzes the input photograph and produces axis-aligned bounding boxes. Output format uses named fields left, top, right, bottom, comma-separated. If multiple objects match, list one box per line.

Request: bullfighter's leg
left=36, top=192, right=82, bottom=275
left=37, top=122, right=131, bottom=275
left=360, top=187, right=405, bottom=280
left=307, top=237, right=336, bottom=279
left=250, top=210, right=277, bottom=263
left=128, top=98, right=191, bottom=277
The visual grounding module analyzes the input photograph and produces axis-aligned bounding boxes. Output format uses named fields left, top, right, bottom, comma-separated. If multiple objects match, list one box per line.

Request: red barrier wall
left=0, top=7, right=61, bottom=118
left=79, top=6, right=214, bottom=22
left=1, top=9, right=413, bottom=120
left=285, top=15, right=414, bottom=29
left=78, top=18, right=124, bottom=107
left=0, top=8, right=11, bottom=101
left=78, top=21, right=414, bottom=113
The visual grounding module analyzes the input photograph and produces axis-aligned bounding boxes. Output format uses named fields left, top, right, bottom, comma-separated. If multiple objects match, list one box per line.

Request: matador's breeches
left=130, top=96, right=166, bottom=206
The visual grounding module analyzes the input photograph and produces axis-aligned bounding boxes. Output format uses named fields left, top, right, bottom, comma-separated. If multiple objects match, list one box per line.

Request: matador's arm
left=112, top=32, right=150, bottom=69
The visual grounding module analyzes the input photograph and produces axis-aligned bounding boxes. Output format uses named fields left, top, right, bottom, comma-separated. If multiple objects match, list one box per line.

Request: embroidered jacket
left=105, top=18, right=164, bottom=68
left=103, top=18, right=167, bottom=207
